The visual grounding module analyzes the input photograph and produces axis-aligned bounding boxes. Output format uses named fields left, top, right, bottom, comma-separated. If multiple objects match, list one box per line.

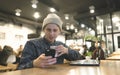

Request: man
left=17, top=13, right=81, bottom=70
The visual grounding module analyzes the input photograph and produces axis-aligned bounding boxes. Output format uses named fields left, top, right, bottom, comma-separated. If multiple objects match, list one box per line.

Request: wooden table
left=0, top=64, right=17, bottom=72
left=0, top=65, right=12, bottom=72
left=0, top=60, right=120, bottom=75
left=106, top=55, right=120, bottom=60
left=106, top=50, right=120, bottom=60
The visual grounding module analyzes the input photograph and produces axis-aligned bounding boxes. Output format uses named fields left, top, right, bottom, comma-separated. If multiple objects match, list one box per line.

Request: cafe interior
left=0, top=0, right=120, bottom=75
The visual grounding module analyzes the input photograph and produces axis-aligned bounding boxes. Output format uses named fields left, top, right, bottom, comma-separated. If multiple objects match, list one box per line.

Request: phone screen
left=45, top=49, right=55, bottom=58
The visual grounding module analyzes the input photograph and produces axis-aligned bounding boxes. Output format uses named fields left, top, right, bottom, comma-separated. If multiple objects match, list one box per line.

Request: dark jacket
left=17, top=37, right=81, bottom=70
left=92, top=46, right=105, bottom=60
left=0, top=45, right=13, bottom=66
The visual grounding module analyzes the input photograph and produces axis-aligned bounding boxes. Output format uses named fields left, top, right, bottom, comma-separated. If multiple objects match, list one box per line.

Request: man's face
left=95, top=41, right=99, bottom=47
left=44, top=23, right=60, bottom=43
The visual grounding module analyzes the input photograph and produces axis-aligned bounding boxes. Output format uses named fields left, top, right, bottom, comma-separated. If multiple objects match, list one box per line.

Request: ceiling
left=0, top=0, right=120, bottom=34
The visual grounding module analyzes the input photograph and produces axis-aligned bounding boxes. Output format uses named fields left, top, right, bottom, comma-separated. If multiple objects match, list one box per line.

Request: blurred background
left=0, top=0, right=120, bottom=52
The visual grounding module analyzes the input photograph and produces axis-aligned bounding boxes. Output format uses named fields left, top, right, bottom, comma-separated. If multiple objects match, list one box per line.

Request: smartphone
left=45, top=49, right=55, bottom=58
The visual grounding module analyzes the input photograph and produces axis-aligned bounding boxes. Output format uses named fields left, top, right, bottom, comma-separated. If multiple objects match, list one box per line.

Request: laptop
left=69, top=59, right=100, bottom=66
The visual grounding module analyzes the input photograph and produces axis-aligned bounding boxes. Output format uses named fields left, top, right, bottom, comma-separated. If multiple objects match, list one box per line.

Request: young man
left=17, top=13, right=81, bottom=70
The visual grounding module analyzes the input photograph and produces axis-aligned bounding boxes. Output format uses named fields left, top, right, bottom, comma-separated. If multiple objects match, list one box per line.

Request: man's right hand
left=33, top=54, right=57, bottom=68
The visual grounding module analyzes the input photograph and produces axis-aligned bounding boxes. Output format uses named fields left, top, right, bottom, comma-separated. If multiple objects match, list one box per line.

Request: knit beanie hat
left=42, top=13, right=63, bottom=31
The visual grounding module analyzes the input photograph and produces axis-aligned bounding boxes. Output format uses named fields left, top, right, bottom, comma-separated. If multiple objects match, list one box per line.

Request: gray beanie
left=42, top=13, right=63, bottom=31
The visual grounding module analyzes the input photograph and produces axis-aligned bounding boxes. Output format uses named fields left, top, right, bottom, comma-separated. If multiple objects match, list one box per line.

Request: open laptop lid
left=69, top=59, right=100, bottom=66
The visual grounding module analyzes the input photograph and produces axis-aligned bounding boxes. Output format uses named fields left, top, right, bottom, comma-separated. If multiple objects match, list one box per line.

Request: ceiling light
left=70, top=24, right=74, bottom=30
left=32, top=4, right=37, bottom=8
left=89, top=5, right=95, bottom=13
left=65, top=14, right=69, bottom=20
left=90, top=9, right=95, bottom=13
left=33, top=12, right=40, bottom=19
left=50, top=7, right=56, bottom=12
left=81, top=24, right=85, bottom=28
left=66, top=25, right=69, bottom=30
left=31, top=0, right=38, bottom=8
left=75, top=28, right=78, bottom=33
left=15, top=9, right=22, bottom=16
left=88, top=28, right=92, bottom=31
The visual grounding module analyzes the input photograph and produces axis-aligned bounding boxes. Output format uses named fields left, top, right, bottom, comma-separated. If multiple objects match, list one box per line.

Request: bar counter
left=0, top=60, right=120, bottom=75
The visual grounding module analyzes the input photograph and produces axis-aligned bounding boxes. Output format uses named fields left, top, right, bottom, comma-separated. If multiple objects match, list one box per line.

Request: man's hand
left=55, top=45, right=68, bottom=57
left=33, top=54, right=57, bottom=68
